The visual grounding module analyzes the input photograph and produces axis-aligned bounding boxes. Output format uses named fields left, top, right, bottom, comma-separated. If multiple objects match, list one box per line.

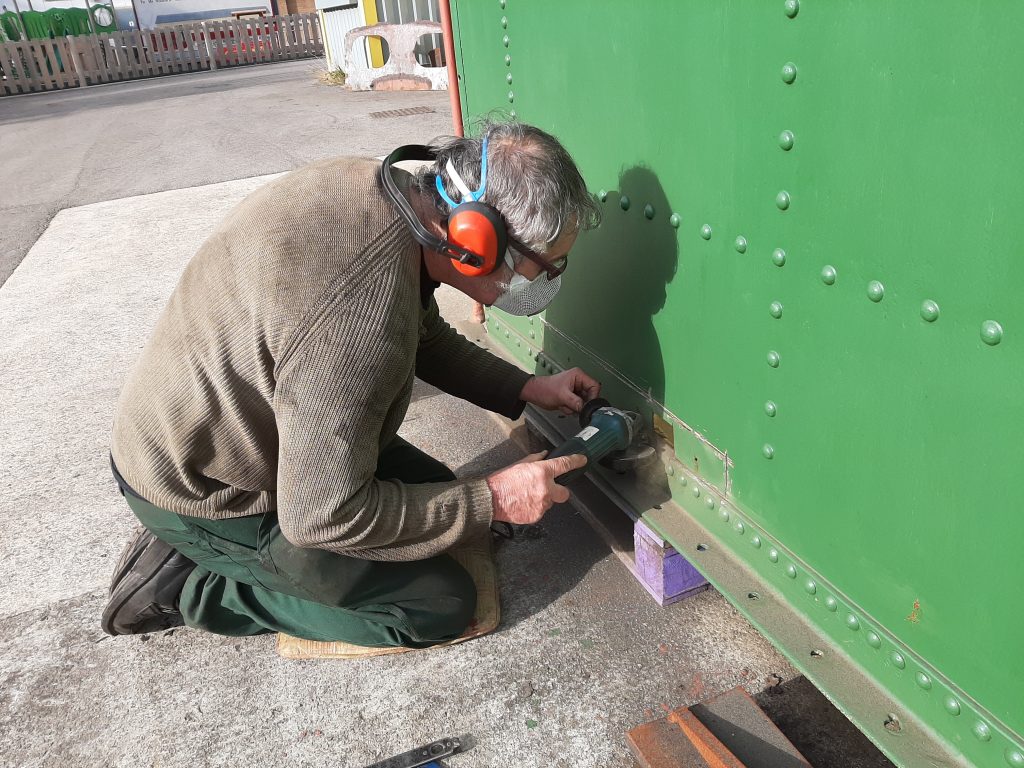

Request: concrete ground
left=0, top=64, right=894, bottom=768
left=0, top=59, right=453, bottom=287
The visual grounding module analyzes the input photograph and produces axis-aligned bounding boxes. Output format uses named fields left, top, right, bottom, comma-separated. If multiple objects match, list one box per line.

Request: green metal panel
left=450, top=2, right=1024, bottom=767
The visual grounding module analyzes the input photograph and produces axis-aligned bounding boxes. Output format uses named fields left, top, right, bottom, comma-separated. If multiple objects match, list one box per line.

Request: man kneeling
left=102, top=120, right=602, bottom=648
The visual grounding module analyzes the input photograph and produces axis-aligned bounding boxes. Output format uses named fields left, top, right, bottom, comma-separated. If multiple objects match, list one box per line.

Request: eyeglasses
left=508, top=236, right=569, bottom=281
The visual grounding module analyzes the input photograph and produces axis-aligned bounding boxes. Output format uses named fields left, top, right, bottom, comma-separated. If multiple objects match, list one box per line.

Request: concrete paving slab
left=0, top=174, right=888, bottom=768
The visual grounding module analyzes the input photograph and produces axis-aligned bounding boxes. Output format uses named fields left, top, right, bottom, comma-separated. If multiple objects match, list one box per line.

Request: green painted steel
left=450, top=2, right=1024, bottom=766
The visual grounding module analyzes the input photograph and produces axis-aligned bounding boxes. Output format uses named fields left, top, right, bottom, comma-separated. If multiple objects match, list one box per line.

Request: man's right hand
left=486, top=452, right=588, bottom=525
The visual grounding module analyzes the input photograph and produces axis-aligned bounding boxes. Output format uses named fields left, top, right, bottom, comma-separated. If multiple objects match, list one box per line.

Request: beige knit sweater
left=111, top=158, right=532, bottom=561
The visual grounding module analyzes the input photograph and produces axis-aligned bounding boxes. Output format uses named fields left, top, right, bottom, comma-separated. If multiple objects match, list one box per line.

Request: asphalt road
left=0, top=59, right=453, bottom=286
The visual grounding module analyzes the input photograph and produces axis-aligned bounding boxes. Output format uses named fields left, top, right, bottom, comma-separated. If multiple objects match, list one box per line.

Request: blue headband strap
left=434, top=137, right=490, bottom=208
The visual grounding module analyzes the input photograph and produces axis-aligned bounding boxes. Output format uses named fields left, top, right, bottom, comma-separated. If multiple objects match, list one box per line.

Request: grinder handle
left=547, top=437, right=590, bottom=486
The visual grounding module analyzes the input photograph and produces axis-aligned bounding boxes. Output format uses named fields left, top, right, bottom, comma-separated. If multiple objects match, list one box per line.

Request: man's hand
left=487, top=452, right=588, bottom=525
left=519, top=368, right=601, bottom=415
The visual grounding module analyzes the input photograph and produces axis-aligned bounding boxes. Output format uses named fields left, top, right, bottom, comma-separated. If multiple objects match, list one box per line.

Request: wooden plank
left=107, top=32, right=128, bottom=80
left=242, top=19, right=257, bottom=65
left=279, top=16, right=294, bottom=61
left=296, top=14, right=310, bottom=58
left=628, top=717, right=713, bottom=768
left=267, top=17, right=283, bottom=62
left=132, top=29, right=154, bottom=78
left=0, top=41, right=26, bottom=95
left=690, top=688, right=812, bottom=768
left=63, top=36, right=84, bottom=88
left=57, top=39, right=77, bottom=88
left=309, top=13, right=323, bottom=56
left=25, top=41, right=52, bottom=92
left=170, top=25, right=187, bottom=72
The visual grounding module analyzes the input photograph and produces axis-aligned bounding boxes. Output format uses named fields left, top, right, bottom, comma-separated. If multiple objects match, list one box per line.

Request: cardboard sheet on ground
left=276, top=539, right=499, bottom=660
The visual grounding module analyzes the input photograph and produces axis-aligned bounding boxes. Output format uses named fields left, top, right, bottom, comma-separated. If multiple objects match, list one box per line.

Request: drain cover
left=369, top=106, right=437, bottom=119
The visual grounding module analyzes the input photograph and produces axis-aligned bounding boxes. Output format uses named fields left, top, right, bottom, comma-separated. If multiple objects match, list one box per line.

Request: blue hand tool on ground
left=363, top=737, right=464, bottom=768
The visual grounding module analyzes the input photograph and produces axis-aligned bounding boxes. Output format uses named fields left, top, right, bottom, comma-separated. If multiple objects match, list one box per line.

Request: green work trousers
left=123, top=438, right=477, bottom=648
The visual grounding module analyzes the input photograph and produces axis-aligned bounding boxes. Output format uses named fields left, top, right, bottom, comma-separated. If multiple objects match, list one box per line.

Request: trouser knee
left=406, top=558, right=477, bottom=642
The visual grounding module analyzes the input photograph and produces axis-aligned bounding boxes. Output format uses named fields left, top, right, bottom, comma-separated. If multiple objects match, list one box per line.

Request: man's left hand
left=520, top=368, right=601, bottom=415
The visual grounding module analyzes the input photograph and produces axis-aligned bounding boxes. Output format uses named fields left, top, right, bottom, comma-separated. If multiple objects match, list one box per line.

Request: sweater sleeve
left=416, top=297, right=533, bottom=419
left=274, top=306, right=494, bottom=562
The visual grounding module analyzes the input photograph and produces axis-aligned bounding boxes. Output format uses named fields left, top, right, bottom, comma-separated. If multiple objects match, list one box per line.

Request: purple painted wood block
left=634, top=519, right=709, bottom=606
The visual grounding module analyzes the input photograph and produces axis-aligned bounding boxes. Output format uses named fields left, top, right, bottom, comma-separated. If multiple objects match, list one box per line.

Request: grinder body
left=547, top=399, right=638, bottom=485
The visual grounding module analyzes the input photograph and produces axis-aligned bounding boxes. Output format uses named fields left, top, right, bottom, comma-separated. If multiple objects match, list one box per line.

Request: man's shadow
left=474, top=166, right=680, bottom=631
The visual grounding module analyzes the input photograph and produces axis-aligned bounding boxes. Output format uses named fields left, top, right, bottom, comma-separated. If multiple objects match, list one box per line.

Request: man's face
left=507, top=228, right=578, bottom=282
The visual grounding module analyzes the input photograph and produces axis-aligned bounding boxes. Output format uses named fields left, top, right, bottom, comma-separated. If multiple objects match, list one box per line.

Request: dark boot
left=101, top=526, right=196, bottom=636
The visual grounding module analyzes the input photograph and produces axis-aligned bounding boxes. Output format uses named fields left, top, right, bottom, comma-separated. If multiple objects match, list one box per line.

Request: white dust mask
left=491, top=251, right=562, bottom=317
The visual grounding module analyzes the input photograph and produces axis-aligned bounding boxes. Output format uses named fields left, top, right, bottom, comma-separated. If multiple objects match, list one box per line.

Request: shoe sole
left=101, top=534, right=181, bottom=635
left=108, top=526, right=150, bottom=596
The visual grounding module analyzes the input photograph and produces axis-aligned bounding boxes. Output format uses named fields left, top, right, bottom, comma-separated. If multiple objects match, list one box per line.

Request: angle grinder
left=548, top=398, right=655, bottom=485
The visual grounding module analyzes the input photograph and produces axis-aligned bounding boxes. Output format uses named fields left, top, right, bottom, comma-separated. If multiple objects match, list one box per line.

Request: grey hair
left=411, top=119, right=601, bottom=254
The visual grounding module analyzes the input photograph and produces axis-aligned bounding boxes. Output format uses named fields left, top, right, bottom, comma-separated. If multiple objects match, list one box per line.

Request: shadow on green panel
left=545, top=165, right=679, bottom=408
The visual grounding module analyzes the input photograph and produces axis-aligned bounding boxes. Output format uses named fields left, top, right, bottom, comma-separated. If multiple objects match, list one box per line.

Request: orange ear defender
left=380, top=139, right=509, bottom=278
left=446, top=201, right=508, bottom=277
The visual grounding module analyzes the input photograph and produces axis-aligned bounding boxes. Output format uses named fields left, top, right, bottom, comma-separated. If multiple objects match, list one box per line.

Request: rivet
left=669, top=213, right=681, bottom=228
left=705, top=497, right=715, bottom=510
left=944, top=697, right=961, bottom=717
left=666, top=465, right=674, bottom=476
left=781, top=62, right=798, bottom=84
left=644, top=204, right=655, bottom=220
left=505, top=330, right=510, bottom=338
left=776, top=191, right=791, bottom=210
left=768, top=548, right=779, bottom=563
left=692, top=485, right=701, bottom=498
left=500, top=0, right=506, bottom=7
left=506, top=72, right=513, bottom=84
left=735, top=521, right=745, bottom=534
left=765, top=400, right=777, bottom=417
left=502, top=34, right=510, bottom=47
left=973, top=722, right=992, bottom=742
left=735, top=235, right=748, bottom=253
left=981, top=320, right=1003, bottom=346
left=891, top=651, right=906, bottom=669
left=1006, top=748, right=1024, bottom=767
left=700, top=224, right=713, bottom=240
left=680, top=476, right=687, bottom=486
left=785, top=564, right=798, bottom=579
left=867, top=280, right=885, bottom=302
left=769, top=301, right=783, bottom=319
left=501, top=15, right=508, bottom=27
left=504, top=54, right=511, bottom=66
left=598, top=189, right=607, bottom=202
left=620, top=195, right=630, bottom=211
left=825, top=596, right=838, bottom=611
left=719, top=508, right=730, bottom=522
left=821, top=265, right=837, bottom=285
left=866, top=631, right=881, bottom=648
left=804, top=580, right=816, bottom=594
left=921, top=300, right=940, bottom=322
left=846, top=614, right=860, bottom=630
left=762, top=443, right=775, bottom=459
left=784, top=0, right=799, bottom=18
left=509, top=110, right=517, bottom=118
left=767, top=350, right=780, bottom=368
left=507, top=90, right=515, bottom=103
left=778, top=130, right=795, bottom=151
left=772, top=248, right=786, bottom=267
left=529, top=330, right=535, bottom=339
left=751, top=535, right=762, bottom=548
left=915, top=672, right=932, bottom=690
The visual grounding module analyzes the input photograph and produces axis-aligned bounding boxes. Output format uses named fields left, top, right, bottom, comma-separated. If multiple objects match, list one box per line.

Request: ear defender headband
left=381, top=138, right=508, bottom=277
